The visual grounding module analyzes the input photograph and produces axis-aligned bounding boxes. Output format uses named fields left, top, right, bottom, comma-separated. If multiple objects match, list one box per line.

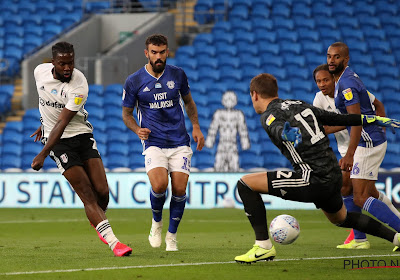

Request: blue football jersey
left=334, top=67, right=386, bottom=147
left=122, top=64, right=191, bottom=149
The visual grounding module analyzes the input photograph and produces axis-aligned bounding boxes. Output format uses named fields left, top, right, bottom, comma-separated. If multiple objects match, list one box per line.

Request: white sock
left=96, top=219, right=119, bottom=250
left=166, top=231, right=177, bottom=240
left=379, top=192, right=400, bottom=219
left=255, top=239, right=272, bottom=250
left=393, top=233, right=400, bottom=246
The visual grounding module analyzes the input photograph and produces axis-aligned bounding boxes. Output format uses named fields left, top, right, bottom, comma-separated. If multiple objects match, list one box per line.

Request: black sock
left=337, top=211, right=396, bottom=243
left=237, top=179, right=269, bottom=240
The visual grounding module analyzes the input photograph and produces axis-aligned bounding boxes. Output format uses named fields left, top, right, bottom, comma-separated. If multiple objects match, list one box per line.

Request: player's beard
left=328, top=61, right=345, bottom=75
left=54, top=69, right=72, bottom=83
left=150, top=59, right=166, bottom=73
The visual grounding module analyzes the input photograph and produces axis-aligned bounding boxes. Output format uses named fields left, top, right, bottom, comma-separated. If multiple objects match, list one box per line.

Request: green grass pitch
left=0, top=208, right=399, bottom=279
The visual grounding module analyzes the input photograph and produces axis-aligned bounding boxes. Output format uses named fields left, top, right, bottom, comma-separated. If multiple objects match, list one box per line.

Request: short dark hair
left=250, top=73, right=279, bottom=98
left=329, top=42, right=349, bottom=57
left=313, top=64, right=330, bottom=82
left=145, top=34, right=168, bottom=49
left=52, top=41, right=74, bottom=58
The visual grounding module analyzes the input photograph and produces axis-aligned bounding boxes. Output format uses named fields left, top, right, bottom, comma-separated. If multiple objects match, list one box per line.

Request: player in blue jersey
left=313, top=64, right=400, bottom=249
left=328, top=42, right=400, bottom=250
left=122, top=34, right=204, bottom=251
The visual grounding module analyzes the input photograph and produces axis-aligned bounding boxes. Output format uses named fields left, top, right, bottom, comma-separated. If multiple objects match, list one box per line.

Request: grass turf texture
left=0, top=208, right=398, bottom=279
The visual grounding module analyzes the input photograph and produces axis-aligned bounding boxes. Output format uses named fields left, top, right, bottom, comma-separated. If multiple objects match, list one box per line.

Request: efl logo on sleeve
left=74, top=94, right=84, bottom=105
left=342, top=88, right=353, bottom=101
left=266, top=114, right=276, bottom=126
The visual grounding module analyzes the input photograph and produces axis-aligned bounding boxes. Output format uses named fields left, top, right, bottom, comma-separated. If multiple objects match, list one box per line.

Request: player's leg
left=338, top=169, right=369, bottom=248
left=322, top=203, right=399, bottom=247
left=144, top=147, right=169, bottom=248
left=166, top=146, right=192, bottom=251
left=63, top=165, right=131, bottom=256
left=235, top=172, right=276, bottom=263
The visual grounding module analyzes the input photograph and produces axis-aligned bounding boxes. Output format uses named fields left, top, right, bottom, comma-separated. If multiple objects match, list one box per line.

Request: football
left=269, top=214, right=300, bottom=245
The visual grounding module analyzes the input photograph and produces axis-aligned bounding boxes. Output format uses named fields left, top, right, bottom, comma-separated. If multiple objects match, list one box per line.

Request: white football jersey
left=313, top=90, right=377, bottom=157
left=313, top=91, right=350, bottom=157
left=34, top=63, right=93, bottom=138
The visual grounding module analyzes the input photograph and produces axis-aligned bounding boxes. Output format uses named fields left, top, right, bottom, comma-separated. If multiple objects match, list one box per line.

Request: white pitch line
left=2, top=254, right=399, bottom=276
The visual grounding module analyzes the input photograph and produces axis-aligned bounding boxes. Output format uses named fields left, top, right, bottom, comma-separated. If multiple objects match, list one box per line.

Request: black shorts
left=267, top=170, right=343, bottom=213
left=48, top=133, right=101, bottom=173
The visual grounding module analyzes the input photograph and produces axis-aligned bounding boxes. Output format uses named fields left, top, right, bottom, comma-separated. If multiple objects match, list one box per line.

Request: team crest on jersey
left=167, top=81, right=175, bottom=89
left=74, top=94, right=84, bottom=105
left=61, top=90, right=66, bottom=98
left=266, top=114, right=275, bottom=126
left=155, top=83, right=162, bottom=89
left=51, top=89, right=57, bottom=94
left=342, top=88, right=353, bottom=101
left=60, top=153, right=68, bottom=163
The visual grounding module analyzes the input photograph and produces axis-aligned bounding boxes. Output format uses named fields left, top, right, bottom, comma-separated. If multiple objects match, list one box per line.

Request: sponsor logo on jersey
left=39, top=97, right=65, bottom=108
left=167, top=80, right=175, bottom=89
left=155, top=83, right=162, bottom=89
left=60, top=153, right=68, bottom=163
left=266, top=114, right=275, bottom=126
left=74, top=94, right=84, bottom=105
left=143, top=86, right=150, bottom=92
left=51, top=89, right=57, bottom=94
left=342, top=88, right=353, bottom=101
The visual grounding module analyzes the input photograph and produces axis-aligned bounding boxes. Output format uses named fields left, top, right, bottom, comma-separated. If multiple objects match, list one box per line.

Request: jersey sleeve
left=65, top=86, right=87, bottom=111
left=313, top=92, right=323, bottom=109
left=340, top=79, right=361, bottom=107
left=179, top=69, right=190, bottom=96
left=312, top=105, right=362, bottom=127
left=122, top=77, right=137, bottom=108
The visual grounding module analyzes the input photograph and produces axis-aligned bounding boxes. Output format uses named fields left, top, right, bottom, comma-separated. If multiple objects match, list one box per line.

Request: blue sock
left=363, top=197, right=400, bottom=232
left=150, top=189, right=166, bottom=222
left=168, top=194, right=187, bottom=234
left=343, top=195, right=366, bottom=240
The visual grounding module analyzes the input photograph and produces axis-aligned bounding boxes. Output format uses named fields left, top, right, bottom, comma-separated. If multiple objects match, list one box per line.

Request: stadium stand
left=1, top=0, right=400, bottom=172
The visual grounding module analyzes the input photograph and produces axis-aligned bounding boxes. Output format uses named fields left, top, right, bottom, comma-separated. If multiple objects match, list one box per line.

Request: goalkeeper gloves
left=361, top=115, right=400, bottom=133
left=281, top=122, right=302, bottom=148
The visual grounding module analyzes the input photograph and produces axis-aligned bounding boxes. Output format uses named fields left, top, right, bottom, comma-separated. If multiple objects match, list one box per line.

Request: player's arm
left=31, top=108, right=76, bottom=171
left=182, top=92, right=204, bottom=151
left=122, top=106, right=150, bottom=140
left=373, top=97, right=386, bottom=117
left=323, top=125, right=346, bottom=135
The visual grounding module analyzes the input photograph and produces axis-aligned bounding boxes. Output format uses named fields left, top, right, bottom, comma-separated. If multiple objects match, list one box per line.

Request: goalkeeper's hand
left=361, top=115, right=400, bottom=134
left=281, top=122, right=302, bottom=148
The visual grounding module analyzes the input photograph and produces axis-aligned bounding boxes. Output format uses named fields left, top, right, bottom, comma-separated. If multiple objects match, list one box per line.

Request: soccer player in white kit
left=31, top=41, right=132, bottom=257
left=313, top=63, right=400, bottom=249
left=122, top=34, right=204, bottom=251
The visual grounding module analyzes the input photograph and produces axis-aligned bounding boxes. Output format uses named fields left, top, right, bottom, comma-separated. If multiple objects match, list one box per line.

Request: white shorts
left=350, top=141, right=387, bottom=180
left=143, top=146, right=193, bottom=175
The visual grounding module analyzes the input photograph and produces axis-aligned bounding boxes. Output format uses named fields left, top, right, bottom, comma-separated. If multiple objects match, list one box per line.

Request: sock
left=343, top=195, right=366, bottom=240
left=363, top=197, right=400, bottom=231
left=237, top=179, right=269, bottom=240
left=379, top=192, right=400, bottom=219
left=337, top=212, right=396, bottom=243
left=96, top=219, right=119, bottom=250
left=150, top=189, right=166, bottom=222
left=255, top=239, right=273, bottom=250
left=168, top=194, right=186, bottom=234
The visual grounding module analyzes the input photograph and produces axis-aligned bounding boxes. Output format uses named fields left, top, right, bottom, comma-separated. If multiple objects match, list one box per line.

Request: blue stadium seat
left=251, top=18, right=273, bottom=32
left=251, top=7, right=270, bottom=21
left=263, top=153, right=289, bottom=170
left=229, top=7, right=249, bottom=21
left=43, top=25, right=63, bottom=42
left=220, top=69, right=243, bottom=84
left=86, top=96, right=104, bottom=108
left=107, top=154, right=130, bottom=170
left=240, top=151, right=264, bottom=170
left=22, top=141, right=43, bottom=156
left=193, top=0, right=213, bottom=24
left=23, top=108, right=41, bottom=122
left=254, top=30, right=277, bottom=43
left=1, top=155, right=22, bottom=170
left=261, top=56, right=284, bottom=67
left=2, top=142, right=23, bottom=157
left=107, top=142, right=130, bottom=157
left=257, top=42, right=280, bottom=55
left=197, top=57, right=218, bottom=71
left=341, top=28, right=363, bottom=41
left=292, top=3, right=312, bottom=17
left=176, top=57, right=197, bottom=71
left=262, top=66, right=287, bottom=80
left=273, top=17, right=294, bottom=30
left=316, top=17, right=337, bottom=29
left=230, top=19, right=252, bottom=33
left=294, top=17, right=316, bottom=30
left=6, top=27, right=24, bottom=38
left=217, top=55, right=240, bottom=69
left=23, top=35, right=43, bottom=53
left=238, top=54, right=261, bottom=68
left=345, top=39, right=368, bottom=53
left=60, top=13, right=82, bottom=29
left=233, top=30, right=255, bottom=44
left=312, top=3, right=333, bottom=17
left=175, top=45, right=195, bottom=60
left=351, top=51, right=373, bottom=66
left=194, top=44, right=216, bottom=57
left=355, top=67, right=377, bottom=80
left=336, top=16, right=358, bottom=28
left=212, top=32, right=234, bottom=44
left=129, top=155, right=145, bottom=170
left=368, top=40, right=391, bottom=54
left=359, top=16, right=380, bottom=29
left=25, top=26, right=43, bottom=38
left=212, top=21, right=231, bottom=33
left=354, top=2, right=376, bottom=16
left=364, top=27, right=386, bottom=40
left=298, top=29, right=320, bottom=42
left=302, top=42, right=324, bottom=55
left=284, top=54, right=306, bottom=67
left=277, top=29, right=298, bottom=42
left=184, top=69, right=200, bottom=83
left=271, top=3, right=290, bottom=18
left=104, top=84, right=123, bottom=96
left=89, top=84, right=104, bottom=96
left=84, top=1, right=110, bottom=13
left=36, top=1, right=56, bottom=14
left=286, top=65, right=309, bottom=80
left=198, top=68, right=220, bottom=84
left=4, top=121, right=23, bottom=133
left=106, top=117, right=128, bottom=132
left=194, top=153, right=215, bottom=170
left=215, top=43, right=237, bottom=56
left=108, top=131, right=130, bottom=144
left=193, top=33, right=213, bottom=46
left=280, top=42, right=302, bottom=55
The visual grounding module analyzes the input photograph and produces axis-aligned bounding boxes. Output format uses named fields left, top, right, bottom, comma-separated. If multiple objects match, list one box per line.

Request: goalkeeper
left=235, top=73, right=400, bottom=264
